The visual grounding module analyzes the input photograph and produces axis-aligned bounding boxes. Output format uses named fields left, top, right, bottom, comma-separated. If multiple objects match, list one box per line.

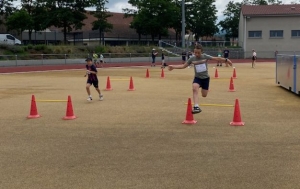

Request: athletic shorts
left=87, top=79, right=99, bottom=88
left=252, top=56, right=256, bottom=60
left=193, top=77, right=210, bottom=90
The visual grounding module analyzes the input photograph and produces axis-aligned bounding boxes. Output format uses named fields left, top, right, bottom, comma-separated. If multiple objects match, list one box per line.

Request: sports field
left=1, top=62, right=300, bottom=189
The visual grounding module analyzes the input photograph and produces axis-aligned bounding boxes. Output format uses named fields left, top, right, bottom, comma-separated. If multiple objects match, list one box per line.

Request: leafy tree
left=20, top=0, right=50, bottom=44
left=247, top=0, right=282, bottom=4
left=251, top=0, right=268, bottom=5
left=218, top=1, right=241, bottom=39
left=6, top=9, right=33, bottom=39
left=267, top=0, right=282, bottom=4
left=41, top=0, right=92, bottom=44
left=0, top=0, right=17, bottom=29
left=185, top=0, right=218, bottom=41
left=124, top=0, right=178, bottom=43
left=90, top=0, right=113, bottom=45
left=291, top=0, right=300, bottom=4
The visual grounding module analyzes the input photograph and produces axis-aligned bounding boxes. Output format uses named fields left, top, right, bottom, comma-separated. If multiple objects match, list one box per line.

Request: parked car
left=0, top=34, right=22, bottom=45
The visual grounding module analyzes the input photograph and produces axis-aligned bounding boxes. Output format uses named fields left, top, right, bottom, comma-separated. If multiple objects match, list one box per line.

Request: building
left=238, top=4, right=300, bottom=58
left=21, top=12, right=177, bottom=46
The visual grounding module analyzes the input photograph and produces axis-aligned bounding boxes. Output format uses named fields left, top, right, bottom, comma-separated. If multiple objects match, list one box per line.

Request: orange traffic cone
left=160, top=68, right=165, bottom=78
left=182, top=98, right=197, bottom=124
left=104, top=76, right=113, bottom=91
left=146, top=69, right=150, bottom=78
left=214, top=68, right=219, bottom=78
left=63, top=95, right=76, bottom=120
left=232, top=67, right=237, bottom=79
left=27, top=95, right=41, bottom=119
left=128, top=76, right=135, bottom=91
left=228, top=77, right=235, bottom=92
left=230, top=99, right=245, bottom=126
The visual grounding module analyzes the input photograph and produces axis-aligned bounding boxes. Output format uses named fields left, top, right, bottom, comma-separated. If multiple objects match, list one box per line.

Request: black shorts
left=193, top=77, right=210, bottom=90
left=252, top=56, right=256, bottom=60
left=87, top=79, right=99, bottom=88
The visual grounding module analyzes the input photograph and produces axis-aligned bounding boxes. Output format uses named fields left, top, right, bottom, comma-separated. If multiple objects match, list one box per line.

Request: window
left=6, top=35, right=15, bottom=40
left=291, top=30, right=300, bottom=37
left=270, top=30, right=283, bottom=38
left=248, top=31, right=262, bottom=38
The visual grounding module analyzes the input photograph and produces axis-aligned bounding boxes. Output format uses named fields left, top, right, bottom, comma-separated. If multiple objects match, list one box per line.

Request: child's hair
left=195, top=44, right=203, bottom=51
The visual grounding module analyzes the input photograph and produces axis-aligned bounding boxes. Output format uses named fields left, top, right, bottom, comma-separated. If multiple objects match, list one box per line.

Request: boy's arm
left=210, top=57, right=233, bottom=66
left=168, top=62, right=189, bottom=71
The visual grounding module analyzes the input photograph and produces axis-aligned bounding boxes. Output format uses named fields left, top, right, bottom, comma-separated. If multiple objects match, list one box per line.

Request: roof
left=241, top=4, right=300, bottom=16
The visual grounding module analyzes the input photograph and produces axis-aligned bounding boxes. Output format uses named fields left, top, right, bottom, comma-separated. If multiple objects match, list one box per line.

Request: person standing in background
left=217, top=48, right=222, bottom=67
left=223, top=47, right=230, bottom=67
left=151, top=48, right=158, bottom=67
left=252, top=49, right=257, bottom=68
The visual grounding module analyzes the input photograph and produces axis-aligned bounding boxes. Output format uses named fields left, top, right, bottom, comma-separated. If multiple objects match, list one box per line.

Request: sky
left=106, top=0, right=296, bottom=22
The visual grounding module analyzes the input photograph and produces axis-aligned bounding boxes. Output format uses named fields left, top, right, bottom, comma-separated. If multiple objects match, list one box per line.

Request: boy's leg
left=192, top=83, right=200, bottom=105
left=86, top=83, right=92, bottom=101
left=93, top=81, right=104, bottom=100
left=192, top=77, right=209, bottom=113
left=200, top=77, right=210, bottom=97
left=192, top=80, right=202, bottom=114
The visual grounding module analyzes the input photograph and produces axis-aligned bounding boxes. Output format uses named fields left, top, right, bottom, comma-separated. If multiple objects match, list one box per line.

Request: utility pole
left=181, top=0, right=185, bottom=49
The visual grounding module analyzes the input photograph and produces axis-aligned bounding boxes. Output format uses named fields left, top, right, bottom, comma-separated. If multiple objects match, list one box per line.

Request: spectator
left=151, top=48, right=158, bottom=67
left=223, top=47, right=230, bottom=67
left=252, top=49, right=257, bottom=68
left=216, top=48, right=222, bottom=67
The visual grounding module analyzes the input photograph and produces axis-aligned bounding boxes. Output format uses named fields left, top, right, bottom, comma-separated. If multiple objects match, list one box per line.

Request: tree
left=124, top=0, right=178, bottom=43
left=42, top=0, right=92, bottom=44
left=0, top=0, right=17, bottom=30
left=6, top=9, right=33, bottom=39
left=251, top=0, right=268, bottom=5
left=218, top=1, right=241, bottom=39
left=90, top=0, right=113, bottom=45
left=267, top=0, right=282, bottom=4
left=291, top=0, right=300, bottom=4
left=185, top=0, right=218, bottom=41
left=21, top=0, right=50, bottom=44
left=247, top=0, right=282, bottom=4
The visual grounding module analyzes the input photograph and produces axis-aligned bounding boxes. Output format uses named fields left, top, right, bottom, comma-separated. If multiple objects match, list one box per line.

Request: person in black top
left=85, top=57, right=104, bottom=101
left=161, top=50, right=168, bottom=68
left=151, top=48, right=158, bottom=67
left=223, top=47, right=230, bottom=67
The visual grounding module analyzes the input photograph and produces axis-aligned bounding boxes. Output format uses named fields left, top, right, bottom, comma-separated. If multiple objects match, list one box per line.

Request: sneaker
left=192, top=106, right=202, bottom=114
left=87, top=96, right=92, bottom=101
left=99, top=95, right=104, bottom=101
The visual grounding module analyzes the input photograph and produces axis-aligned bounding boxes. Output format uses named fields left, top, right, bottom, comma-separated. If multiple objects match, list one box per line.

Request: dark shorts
left=193, top=77, right=210, bottom=90
left=182, top=56, right=186, bottom=61
left=252, top=56, right=256, bottom=60
left=87, top=79, right=99, bottom=88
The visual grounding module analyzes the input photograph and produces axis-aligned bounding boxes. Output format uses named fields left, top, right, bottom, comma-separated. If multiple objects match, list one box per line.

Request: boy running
left=168, top=44, right=233, bottom=114
left=85, top=57, right=104, bottom=101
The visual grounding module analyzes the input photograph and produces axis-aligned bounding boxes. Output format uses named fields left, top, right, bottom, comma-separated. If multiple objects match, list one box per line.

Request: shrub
left=34, top=44, right=47, bottom=51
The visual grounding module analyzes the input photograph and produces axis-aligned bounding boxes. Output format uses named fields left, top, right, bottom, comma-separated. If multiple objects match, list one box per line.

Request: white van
left=0, top=34, right=22, bottom=45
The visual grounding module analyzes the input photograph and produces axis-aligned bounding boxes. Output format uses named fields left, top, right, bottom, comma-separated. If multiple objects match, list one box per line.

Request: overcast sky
left=106, top=0, right=295, bottom=21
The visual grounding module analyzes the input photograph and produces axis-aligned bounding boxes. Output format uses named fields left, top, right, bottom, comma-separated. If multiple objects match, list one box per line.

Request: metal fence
left=0, top=53, right=181, bottom=67
left=1, top=51, right=294, bottom=67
